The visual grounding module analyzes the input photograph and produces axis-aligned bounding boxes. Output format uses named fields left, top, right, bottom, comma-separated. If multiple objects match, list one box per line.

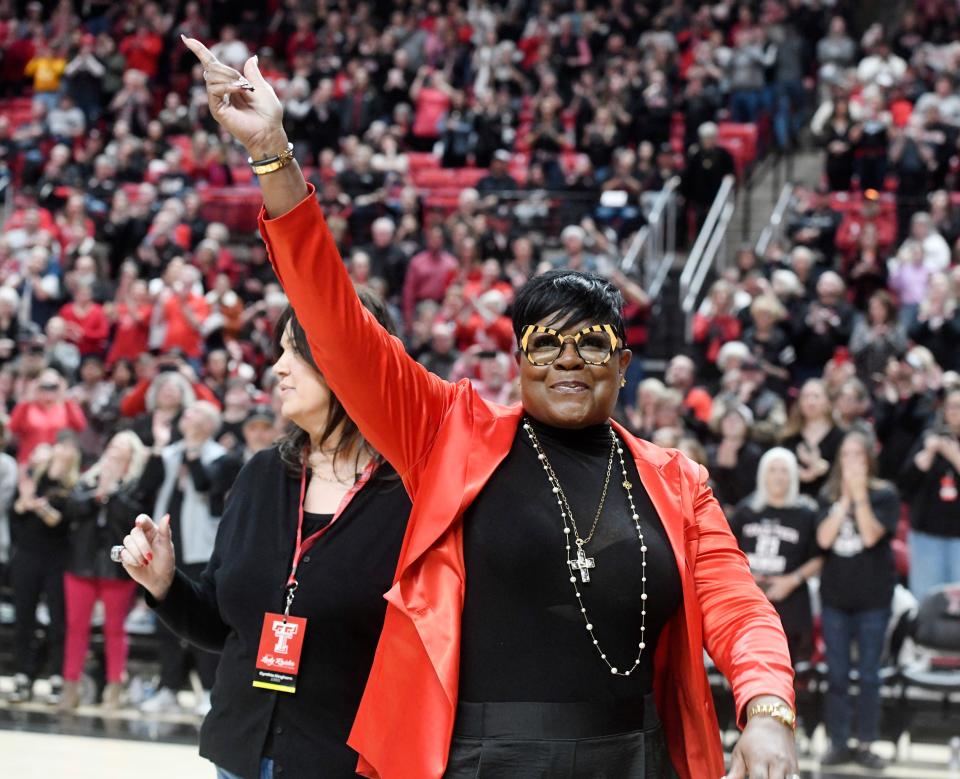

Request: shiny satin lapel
left=396, top=399, right=523, bottom=576
left=612, top=422, right=686, bottom=575
left=384, top=399, right=523, bottom=705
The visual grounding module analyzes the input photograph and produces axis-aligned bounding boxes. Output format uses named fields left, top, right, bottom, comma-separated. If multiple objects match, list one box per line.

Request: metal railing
left=755, top=182, right=794, bottom=258
left=619, top=176, right=680, bottom=299
left=679, top=174, right=736, bottom=340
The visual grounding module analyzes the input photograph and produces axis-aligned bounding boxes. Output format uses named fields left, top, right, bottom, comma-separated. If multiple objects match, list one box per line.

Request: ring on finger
left=110, top=545, right=124, bottom=563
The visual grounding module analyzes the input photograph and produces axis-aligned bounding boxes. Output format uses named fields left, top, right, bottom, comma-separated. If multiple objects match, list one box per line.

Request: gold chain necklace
left=525, top=423, right=616, bottom=553
left=523, top=419, right=649, bottom=677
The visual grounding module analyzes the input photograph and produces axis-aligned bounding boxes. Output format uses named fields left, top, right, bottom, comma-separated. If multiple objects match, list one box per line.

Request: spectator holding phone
left=9, top=367, right=86, bottom=464
left=900, top=387, right=960, bottom=599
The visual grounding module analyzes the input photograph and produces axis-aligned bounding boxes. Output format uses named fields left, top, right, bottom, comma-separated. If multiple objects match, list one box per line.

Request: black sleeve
left=898, top=439, right=928, bottom=498
left=727, top=501, right=749, bottom=545
left=136, top=454, right=166, bottom=503
left=870, top=486, right=901, bottom=537
left=147, top=565, right=227, bottom=653
left=209, top=454, right=243, bottom=516
left=186, top=457, right=214, bottom=493
left=802, top=507, right=823, bottom=562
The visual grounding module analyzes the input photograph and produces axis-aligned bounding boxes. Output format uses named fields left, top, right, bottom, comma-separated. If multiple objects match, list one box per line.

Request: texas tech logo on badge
left=253, top=613, right=308, bottom=693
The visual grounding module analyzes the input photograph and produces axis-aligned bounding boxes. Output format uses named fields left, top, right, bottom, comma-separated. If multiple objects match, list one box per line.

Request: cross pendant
left=569, top=546, right=596, bottom=583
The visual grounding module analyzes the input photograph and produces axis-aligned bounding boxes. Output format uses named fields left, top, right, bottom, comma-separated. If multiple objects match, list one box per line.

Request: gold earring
left=620, top=376, right=627, bottom=388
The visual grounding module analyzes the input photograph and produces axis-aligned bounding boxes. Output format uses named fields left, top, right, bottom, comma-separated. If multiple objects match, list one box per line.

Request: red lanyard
left=283, top=456, right=376, bottom=616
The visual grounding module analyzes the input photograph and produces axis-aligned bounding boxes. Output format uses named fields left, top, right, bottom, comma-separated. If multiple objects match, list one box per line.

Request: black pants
left=10, top=547, right=66, bottom=679
left=156, top=562, right=219, bottom=690
left=444, top=696, right=678, bottom=779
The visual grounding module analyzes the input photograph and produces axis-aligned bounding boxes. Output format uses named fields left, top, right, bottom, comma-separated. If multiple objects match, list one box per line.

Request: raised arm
left=182, top=36, right=458, bottom=483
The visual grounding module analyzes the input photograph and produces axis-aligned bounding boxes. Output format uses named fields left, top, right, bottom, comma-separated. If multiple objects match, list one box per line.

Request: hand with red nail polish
left=119, top=514, right=175, bottom=600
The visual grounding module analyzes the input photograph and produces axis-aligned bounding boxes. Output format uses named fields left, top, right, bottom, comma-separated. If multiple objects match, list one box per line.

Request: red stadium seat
left=405, top=151, right=441, bottom=172
left=198, top=186, right=264, bottom=233
left=230, top=166, right=255, bottom=185
left=717, top=122, right=758, bottom=165
left=411, top=167, right=488, bottom=189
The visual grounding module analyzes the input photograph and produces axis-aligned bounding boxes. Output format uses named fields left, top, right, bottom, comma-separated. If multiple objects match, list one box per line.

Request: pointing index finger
left=181, top=34, right=218, bottom=67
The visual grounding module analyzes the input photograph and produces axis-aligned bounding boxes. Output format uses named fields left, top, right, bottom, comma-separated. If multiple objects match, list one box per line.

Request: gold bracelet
left=747, top=702, right=796, bottom=730
left=248, top=143, right=295, bottom=176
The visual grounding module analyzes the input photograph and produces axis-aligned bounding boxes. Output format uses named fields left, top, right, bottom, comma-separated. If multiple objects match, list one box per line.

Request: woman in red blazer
left=184, top=37, right=799, bottom=779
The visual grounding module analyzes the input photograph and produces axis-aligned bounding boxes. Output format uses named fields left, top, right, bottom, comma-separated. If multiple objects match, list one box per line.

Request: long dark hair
left=272, top=288, right=398, bottom=475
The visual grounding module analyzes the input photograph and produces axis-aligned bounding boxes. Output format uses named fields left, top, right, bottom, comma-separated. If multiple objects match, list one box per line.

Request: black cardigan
left=150, top=447, right=410, bottom=779
left=64, top=482, right=146, bottom=580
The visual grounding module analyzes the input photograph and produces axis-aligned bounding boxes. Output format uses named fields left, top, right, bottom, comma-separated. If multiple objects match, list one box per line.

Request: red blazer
left=260, top=187, right=794, bottom=779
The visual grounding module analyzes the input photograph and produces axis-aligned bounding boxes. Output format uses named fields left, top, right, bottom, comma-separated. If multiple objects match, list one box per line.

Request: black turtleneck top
left=458, top=417, right=682, bottom=702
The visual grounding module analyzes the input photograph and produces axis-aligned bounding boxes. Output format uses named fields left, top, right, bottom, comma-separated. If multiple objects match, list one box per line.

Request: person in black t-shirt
left=899, top=387, right=960, bottom=600
left=816, top=431, right=899, bottom=770
left=730, top=448, right=822, bottom=664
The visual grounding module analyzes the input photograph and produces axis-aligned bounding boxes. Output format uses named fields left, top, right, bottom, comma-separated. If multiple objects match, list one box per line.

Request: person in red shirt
left=154, top=274, right=210, bottom=362
left=119, top=23, right=163, bottom=79
left=453, top=289, right=516, bottom=353
left=409, top=66, right=454, bottom=149
left=692, top=279, right=742, bottom=371
left=664, top=354, right=714, bottom=425
left=10, top=368, right=87, bottom=463
left=462, top=259, right=514, bottom=307
left=402, top=226, right=459, bottom=327
left=107, top=279, right=153, bottom=366
left=59, top=281, right=109, bottom=357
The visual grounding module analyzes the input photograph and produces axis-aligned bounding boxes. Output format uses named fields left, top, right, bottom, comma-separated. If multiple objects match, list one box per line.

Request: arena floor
left=0, top=691, right=956, bottom=779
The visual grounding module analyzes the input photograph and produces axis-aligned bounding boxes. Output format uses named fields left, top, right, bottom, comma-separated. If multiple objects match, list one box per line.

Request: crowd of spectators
left=0, top=0, right=960, bottom=766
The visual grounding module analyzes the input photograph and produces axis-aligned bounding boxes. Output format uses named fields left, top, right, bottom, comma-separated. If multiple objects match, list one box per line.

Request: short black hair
left=511, top=270, right=626, bottom=345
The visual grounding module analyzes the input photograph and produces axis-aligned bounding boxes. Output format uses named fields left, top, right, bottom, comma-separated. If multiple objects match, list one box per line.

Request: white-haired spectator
left=716, top=340, right=751, bottom=374
left=136, top=398, right=228, bottom=715
left=729, top=447, right=822, bottom=664
left=551, top=224, right=598, bottom=273
left=908, top=211, right=951, bottom=271
left=417, top=321, right=460, bottom=380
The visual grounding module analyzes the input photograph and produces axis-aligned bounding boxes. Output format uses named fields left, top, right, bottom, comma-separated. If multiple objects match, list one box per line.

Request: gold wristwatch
left=747, top=701, right=796, bottom=730
left=248, top=142, right=295, bottom=176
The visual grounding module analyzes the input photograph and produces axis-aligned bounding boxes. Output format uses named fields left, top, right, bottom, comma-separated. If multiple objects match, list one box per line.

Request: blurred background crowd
left=1, top=0, right=960, bottom=767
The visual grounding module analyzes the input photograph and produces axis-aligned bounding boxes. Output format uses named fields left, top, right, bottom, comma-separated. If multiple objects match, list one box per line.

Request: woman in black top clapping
left=816, top=431, right=899, bottom=769
left=781, top=379, right=845, bottom=497
left=116, top=297, right=411, bottom=779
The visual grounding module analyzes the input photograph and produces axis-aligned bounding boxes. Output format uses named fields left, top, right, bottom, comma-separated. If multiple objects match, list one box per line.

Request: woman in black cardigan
left=116, top=298, right=412, bottom=779
left=60, top=430, right=148, bottom=710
